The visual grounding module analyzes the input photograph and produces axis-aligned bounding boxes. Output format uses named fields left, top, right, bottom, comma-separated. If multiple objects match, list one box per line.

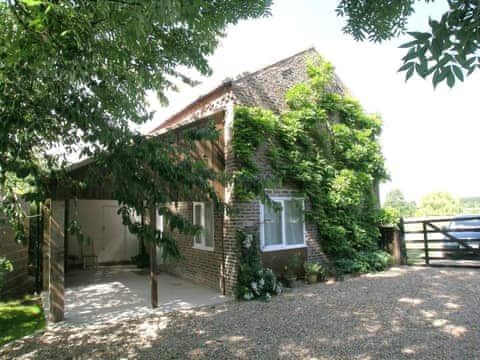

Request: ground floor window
left=260, top=197, right=306, bottom=251
left=193, top=202, right=214, bottom=250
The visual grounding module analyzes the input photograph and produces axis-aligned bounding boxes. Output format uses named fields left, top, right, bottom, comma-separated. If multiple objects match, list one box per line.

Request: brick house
left=149, top=48, right=345, bottom=295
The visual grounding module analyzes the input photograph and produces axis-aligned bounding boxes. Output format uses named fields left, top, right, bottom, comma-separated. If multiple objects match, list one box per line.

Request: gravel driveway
left=2, top=266, right=480, bottom=359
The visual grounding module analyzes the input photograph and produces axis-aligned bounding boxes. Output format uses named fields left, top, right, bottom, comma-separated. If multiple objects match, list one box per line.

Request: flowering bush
left=235, top=230, right=282, bottom=301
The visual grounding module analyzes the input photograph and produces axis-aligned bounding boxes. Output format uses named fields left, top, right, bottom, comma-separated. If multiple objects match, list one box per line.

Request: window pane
left=205, top=203, right=214, bottom=248
left=193, top=204, right=203, bottom=244
left=285, top=199, right=304, bottom=245
left=264, top=202, right=282, bottom=246
left=156, top=212, right=163, bottom=232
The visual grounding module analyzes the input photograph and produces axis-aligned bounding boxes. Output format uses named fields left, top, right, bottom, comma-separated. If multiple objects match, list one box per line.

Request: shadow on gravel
left=2, top=267, right=479, bottom=359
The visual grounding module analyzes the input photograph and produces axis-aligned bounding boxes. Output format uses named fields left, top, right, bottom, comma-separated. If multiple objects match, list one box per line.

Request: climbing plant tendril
left=232, top=58, right=392, bottom=273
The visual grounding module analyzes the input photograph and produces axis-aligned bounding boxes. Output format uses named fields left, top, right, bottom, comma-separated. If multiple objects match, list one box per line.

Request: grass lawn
left=0, top=296, right=46, bottom=346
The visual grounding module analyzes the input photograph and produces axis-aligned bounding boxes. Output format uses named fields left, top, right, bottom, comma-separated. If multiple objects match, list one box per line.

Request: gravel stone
left=2, top=266, right=480, bottom=359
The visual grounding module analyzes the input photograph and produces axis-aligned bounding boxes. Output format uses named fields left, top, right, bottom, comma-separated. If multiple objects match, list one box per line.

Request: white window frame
left=192, top=202, right=214, bottom=251
left=259, top=197, right=306, bottom=252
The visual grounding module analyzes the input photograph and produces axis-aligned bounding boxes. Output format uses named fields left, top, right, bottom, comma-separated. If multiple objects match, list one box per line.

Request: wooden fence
left=401, top=216, right=480, bottom=267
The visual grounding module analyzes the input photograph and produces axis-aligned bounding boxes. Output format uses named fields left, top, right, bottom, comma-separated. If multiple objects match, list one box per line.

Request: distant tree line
left=383, top=189, right=476, bottom=219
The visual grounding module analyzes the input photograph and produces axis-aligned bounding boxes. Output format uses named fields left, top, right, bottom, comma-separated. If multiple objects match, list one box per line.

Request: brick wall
left=160, top=201, right=224, bottom=292
left=150, top=50, right=335, bottom=294
left=224, top=122, right=328, bottom=287
left=223, top=116, right=328, bottom=293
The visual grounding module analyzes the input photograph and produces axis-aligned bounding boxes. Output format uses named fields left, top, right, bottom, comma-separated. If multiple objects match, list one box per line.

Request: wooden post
left=150, top=241, right=158, bottom=308
left=399, top=218, right=407, bottom=265
left=42, top=201, right=51, bottom=291
left=147, top=205, right=158, bottom=308
left=64, top=199, right=69, bottom=273
left=49, top=201, right=65, bottom=322
left=423, top=222, right=430, bottom=265
left=35, top=201, right=42, bottom=293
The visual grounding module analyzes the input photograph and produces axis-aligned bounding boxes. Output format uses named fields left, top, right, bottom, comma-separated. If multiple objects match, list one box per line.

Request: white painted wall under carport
left=52, top=200, right=140, bottom=264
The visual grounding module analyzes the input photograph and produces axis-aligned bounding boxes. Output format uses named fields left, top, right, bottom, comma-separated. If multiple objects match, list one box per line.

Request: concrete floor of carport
left=42, top=266, right=229, bottom=326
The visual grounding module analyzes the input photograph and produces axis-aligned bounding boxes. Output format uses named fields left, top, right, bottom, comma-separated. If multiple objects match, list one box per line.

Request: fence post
left=42, top=201, right=51, bottom=291
left=36, top=202, right=42, bottom=293
left=399, top=218, right=407, bottom=265
left=423, top=222, right=430, bottom=265
left=49, top=201, right=64, bottom=322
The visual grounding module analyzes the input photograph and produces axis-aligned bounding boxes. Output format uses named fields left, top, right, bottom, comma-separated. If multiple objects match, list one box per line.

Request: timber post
left=147, top=204, right=158, bottom=308
left=42, top=200, right=51, bottom=291
left=399, top=218, right=407, bottom=265
left=48, top=200, right=65, bottom=322
left=64, top=199, right=69, bottom=273
left=422, top=221, right=430, bottom=265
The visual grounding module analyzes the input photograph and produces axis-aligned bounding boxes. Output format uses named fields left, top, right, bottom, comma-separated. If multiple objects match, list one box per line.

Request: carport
left=42, top=266, right=227, bottom=326
left=41, top=158, right=221, bottom=323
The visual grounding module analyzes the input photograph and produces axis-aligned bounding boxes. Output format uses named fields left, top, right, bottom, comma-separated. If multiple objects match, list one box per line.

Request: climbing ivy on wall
left=232, top=58, right=390, bottom=270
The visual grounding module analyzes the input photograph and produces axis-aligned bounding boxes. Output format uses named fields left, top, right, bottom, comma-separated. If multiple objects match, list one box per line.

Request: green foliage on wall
left=232, top=57, right=390, bottom=268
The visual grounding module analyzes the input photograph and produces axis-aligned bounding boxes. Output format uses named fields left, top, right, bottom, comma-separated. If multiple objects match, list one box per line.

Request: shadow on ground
left=42, top=267, right=227, bottom=326
left=2, top=267, right=480, bottom=359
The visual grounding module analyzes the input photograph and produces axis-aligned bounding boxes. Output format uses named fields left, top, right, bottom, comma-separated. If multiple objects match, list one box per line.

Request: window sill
left=261, top=244, right=307, bottom=252
left=193, top=245, right=214, bottom=252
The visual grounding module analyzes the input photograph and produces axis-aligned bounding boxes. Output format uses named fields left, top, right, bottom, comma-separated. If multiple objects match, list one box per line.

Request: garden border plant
left=235, top=230, right=282, bottom=301
left=232, top=56, right=392, bottom=279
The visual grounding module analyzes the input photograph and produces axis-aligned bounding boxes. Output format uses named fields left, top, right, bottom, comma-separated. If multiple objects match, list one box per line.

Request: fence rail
left=401, top=216, right=480, bottom=268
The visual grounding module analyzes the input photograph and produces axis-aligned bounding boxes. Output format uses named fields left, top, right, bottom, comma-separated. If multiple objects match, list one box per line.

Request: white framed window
left=193, top=202, right=214, bottom=251
left=260, top=197, right=306, bottom=251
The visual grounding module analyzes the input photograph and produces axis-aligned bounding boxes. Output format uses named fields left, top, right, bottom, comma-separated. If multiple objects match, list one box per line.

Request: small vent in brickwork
left=281, top=68, right=293, bottom=79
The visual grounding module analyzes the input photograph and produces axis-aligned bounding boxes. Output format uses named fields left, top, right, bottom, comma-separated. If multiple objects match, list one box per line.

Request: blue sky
left=145, top=0, right=480, bottom=204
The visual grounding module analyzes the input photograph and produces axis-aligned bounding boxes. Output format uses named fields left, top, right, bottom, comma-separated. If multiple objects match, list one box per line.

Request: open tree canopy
left=0, top=0, right=271, bottom=251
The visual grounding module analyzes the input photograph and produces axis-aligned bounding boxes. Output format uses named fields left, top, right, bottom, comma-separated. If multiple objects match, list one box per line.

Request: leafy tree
left=0, top=0, right=272, bottom=256
left=336, top=0, right=480, bottom=87
left=383, top=189, right=416, bottom=218
left=416, top=191, right=463, bottom=216
left=460, top=197, right=480, bottom=214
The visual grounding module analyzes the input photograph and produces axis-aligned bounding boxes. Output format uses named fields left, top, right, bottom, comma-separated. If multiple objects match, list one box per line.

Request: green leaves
left=452, top=65, right=464, bottom=82
left=233, top=59, right=387, bottom=264
left=19, top=0, right=45, bottom=7
left=407, top=31, right=431, bottom=42
left=338, top=0, right=479, bottom=87
left=396, top=1, right=480, bottom=87
left=336, top=0, right=416, bottom=42
left=0, top=0, right=272, bottom=256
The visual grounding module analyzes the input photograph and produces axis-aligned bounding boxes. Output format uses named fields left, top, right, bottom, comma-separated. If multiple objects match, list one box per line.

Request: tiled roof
left=233, top=48, right=315, bottom=113
left=149, top=48, right=345, bottom=133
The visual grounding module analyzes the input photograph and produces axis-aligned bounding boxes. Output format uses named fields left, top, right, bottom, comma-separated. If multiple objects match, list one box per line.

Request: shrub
left=332, top=250, right=392, bottom=275
left=131, top=252, right=149, bottom=268
left=304, top=262, right=327, bottom=281
left=377, top=207, right=401, bottom=226
left=235, top=230, right=282, bottom=301
left=0, top=258, right=13, bottom=289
